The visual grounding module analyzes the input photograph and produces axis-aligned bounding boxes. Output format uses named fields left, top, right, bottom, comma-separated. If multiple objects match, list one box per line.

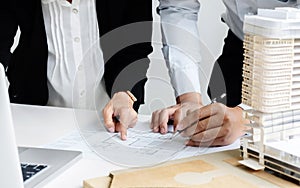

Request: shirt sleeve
left=157, top=0, right=202, bottom=97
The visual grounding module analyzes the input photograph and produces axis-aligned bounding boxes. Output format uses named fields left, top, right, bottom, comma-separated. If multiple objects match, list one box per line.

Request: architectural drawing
left=73, top=115, right=240, bottom=167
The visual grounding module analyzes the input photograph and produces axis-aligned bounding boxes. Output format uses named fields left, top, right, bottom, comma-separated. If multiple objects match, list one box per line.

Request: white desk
left=12, top=104, right=123, bottom=188
left=12, top=104, right=239, bottom=188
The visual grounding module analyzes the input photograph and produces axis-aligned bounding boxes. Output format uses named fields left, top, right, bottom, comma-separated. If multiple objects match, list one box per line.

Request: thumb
left=102, top=102, right=115, bottom=132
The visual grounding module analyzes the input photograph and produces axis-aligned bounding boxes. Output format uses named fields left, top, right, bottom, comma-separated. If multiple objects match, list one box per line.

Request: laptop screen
left=0, top=64, right=24, bottom=188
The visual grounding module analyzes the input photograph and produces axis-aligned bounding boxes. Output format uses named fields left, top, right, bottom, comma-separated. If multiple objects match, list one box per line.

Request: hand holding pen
left=173, top=94, right=251, bottom=147
left=102, top=91, right=137, bottom=140
left=172, top=93, right=227, bottom=139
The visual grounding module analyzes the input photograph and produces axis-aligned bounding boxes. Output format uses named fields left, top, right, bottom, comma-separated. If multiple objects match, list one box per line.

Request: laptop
left=0, top=64, right=82, bottom=188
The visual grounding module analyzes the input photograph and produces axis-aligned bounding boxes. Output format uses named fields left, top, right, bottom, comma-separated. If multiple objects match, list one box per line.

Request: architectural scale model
left=240, top=7, right=300, bottom=184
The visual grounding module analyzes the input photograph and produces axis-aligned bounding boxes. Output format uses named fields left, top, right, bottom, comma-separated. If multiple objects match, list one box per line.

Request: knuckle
left=162, top=108, right=170, bottom=115
left=155, top=109, right=162, bottom=115
left=214, top=102, right=223, bottom=109
left=152, top=111, right=158, bottom=116
left=223, top=113, right=230, bottom=121
left=197, top=121, right=206, bottom=130
left=222, top=127, right=231, bottom=135
left=220, top=137, right=231, bottom=145
left=192, top=109, right=200, bottom=117
left=174, top=107, right=182, bottom=113
left=102, top=106, right=109, bottom=114
left=191, top=135, right=200, bottom=142
left=153, top=109, right=161, bottom=115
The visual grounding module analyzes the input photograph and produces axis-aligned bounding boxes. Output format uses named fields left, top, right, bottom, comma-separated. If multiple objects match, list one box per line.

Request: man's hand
left=102, top=92, right=137, bottom=140
left=177, top=103, right=251, bottom=147
left=151, top=92, right=203, bottom=134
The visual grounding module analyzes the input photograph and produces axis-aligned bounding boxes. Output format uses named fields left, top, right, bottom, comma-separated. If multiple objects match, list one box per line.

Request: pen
left=171, top=93, right=227, bottom=139
left=211, top=93, right=226, bottom=104
left=113, top=115, right=120, bottom=123
left=171, top=119, right=199, bottom=139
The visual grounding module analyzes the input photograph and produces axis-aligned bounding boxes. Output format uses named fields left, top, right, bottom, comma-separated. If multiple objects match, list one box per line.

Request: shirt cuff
left=169, top=67, right=201, bottom=97
left=162, top=46, right=201, bottom=97
left=237, top=103, right=252, bottom=111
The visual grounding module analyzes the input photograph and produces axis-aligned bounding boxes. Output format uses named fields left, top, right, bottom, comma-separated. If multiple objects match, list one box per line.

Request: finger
left=185, top=139, right=220, bottom=147
left=151, top=110, right=161, bottom=132
left=151, top=105, right=180, bottom=133
left=177, top=108, right=200, bottom=131
left=186, top=135, right=234, bottom=147
left=181, top=103, right=223, bottom=126
left=128, top=110, right=138, bottom=128
left=115, top=122, right=127, bottom=140
left=190, top=127, right=224, bottom=143
left=178, top=103, right=225, bottom=132
left=128, top=118, right=138, bottom=128
left=159, top=105, right=181, bottom=134
left=173, top=107, right=183, bottom=131
left=128, top=108, right=138, bottom=128
left=181, top=114, right=225, bottom=137
left=158, top=107, right=179, bottom=134
left=116, top=107, right=137, bottom=129
left=158, top=109, right=169, bottom=134
left=173, top=104, right=203, bottom=131
left=102, top=103, right=115, bottom=132
left=198, top=103, right=225, bottom=119
left=179, top=120, right=201, bottom=137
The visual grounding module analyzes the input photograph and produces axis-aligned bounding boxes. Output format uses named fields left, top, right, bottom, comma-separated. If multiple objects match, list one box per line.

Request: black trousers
left=207, top=29, right=244, bottom=107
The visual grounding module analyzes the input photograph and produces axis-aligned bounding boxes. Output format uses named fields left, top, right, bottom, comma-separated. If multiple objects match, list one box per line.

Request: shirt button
left=72, top=8, right=78, bottom=14
left=74, top=37, right=80, bottom=43
left=80, top=90, right=86, bottom=97
left=78, top=65, right=83, bottom=71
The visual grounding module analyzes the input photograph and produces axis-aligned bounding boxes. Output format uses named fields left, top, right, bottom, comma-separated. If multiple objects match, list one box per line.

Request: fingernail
left=160, top=127, right=165, bottom=134
left=185, top=140, right=191, bottom=146
left=108, top=127, right=115, bottom=132
left=177, top=123, right=183, bottom=130
left=121, top=134, right=127, bottom=140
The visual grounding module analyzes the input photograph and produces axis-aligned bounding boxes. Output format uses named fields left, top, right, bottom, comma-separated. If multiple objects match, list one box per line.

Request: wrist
left=114, top=91, right=136, bottom=106
left=125, top=90, right=137, bottom=103
left=176, top=92, right=202, bottom=105
left=233, top=106, right=251, bottom=125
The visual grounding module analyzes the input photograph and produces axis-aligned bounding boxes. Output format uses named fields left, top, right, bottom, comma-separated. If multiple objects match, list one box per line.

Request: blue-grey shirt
left=158, top=0, right=298, bottom=96
left=223, top=0, right=298, bottom=40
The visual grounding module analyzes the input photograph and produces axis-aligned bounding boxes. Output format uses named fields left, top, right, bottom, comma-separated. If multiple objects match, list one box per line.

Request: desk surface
left=12, top=104, right=123, bottom=188
left=12, top=104, right=238, bottom=188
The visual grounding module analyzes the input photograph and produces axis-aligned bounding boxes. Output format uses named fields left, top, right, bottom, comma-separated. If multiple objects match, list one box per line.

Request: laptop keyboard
left=21, top=163, right=48, bottom=182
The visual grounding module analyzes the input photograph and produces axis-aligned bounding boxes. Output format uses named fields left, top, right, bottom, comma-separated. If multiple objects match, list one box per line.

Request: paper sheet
left=44, top=117, right=240, bottom=167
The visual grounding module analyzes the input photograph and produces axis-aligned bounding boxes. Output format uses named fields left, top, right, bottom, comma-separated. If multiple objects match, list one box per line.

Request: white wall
left=140, top=0, right=228, bottom=114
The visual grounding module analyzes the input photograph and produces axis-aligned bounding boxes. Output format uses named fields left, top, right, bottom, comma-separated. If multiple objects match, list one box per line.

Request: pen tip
left=220, top=93, right=227, bottom=99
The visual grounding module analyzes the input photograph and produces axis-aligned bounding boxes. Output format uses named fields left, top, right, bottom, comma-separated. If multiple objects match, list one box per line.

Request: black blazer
left=0, top=0, right=153, bottom=111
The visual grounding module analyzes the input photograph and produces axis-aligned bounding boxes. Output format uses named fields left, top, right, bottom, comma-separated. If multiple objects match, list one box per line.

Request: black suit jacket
left=0, top=0, right=153, bottom=111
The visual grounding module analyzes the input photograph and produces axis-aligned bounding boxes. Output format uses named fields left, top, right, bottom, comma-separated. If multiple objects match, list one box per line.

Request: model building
left=240, top=7, right=300, bottom=184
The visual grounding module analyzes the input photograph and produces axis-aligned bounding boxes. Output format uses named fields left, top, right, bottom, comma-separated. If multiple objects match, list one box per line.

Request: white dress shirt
left=158, top=0, right=298, bottom=98
left=41, top=0, right=109, bottom=109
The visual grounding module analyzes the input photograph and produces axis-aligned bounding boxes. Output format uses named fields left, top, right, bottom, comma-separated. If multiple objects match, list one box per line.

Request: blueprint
left=44, top=116, right=240, bottom=167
